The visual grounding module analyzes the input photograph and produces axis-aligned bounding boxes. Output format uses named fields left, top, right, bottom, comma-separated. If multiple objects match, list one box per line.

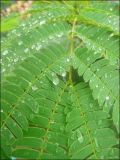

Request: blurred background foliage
left=1, top=0, right=33, bottom=34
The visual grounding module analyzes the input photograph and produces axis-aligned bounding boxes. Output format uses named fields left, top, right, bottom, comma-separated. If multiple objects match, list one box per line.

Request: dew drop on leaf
left=17, top=33, right=21, bottom=37
left=96, top=85, right=98, bottom=88
left=36, top=45, right=42, bottom=51
left=110, top=33, right=114, bottom=37
left=77, top=130, right=84, bottom=143
left=21, top=100, right=24, bottom=103
left=105, top=74, right=108, bottom=78
left=3, top=50, right=8, bottom=56
left=1, top=109, right=3, bottom=113
left=24, top=48, right=29, bottom=53
left=94, top=51, right=97, bottom=55
left=32, top=85, right=38, bottom=91
left=53, top=78, right=59, bottom=85
left=18, top=41, right=23, bottom=46
left=14, top=58, right=18, bottom=63
left=50, top=120, right=55, bottom=124
left=11, top=157, right=16, bottom=160
left=57, top=33, right=63, bottom=38
left=105, top=96, right=109, bottom=100
left=66, top=57, right=70, bottom=62
left=62, top=71, right=66, bottom=77
left=110, top=8, right=113, bottom=11
left=31, top=44, right=35, bottom=49
left=49, top=35, right=54, bottom=40
left=40, top=20, right=45, bottom=25
left=2, top=68, right=6, bottom=73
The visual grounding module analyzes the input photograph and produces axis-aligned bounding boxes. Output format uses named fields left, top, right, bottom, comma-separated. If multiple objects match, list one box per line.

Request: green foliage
left=1, top=1, right=119, bottom=159
left=1, top=13, right=21, bottom=32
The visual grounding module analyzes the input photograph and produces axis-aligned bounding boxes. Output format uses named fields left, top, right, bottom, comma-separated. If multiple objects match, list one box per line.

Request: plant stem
left=69, top=17, right=77, bottom=84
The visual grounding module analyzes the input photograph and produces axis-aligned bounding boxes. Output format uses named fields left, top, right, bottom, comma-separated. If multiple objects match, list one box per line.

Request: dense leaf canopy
left=1, top=1, right=119, bottom=159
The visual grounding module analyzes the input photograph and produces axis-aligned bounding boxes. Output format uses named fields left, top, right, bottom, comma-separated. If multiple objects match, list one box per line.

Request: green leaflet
left=78, top=4, right=119, bottom=34
left=1, top=1, right=119, bottom=159
left=73, top=47, right=119, bottom=128
left=1, top=13, right=21, bottom=32
left=76, top=24, right=119, bottom=65
left=66, top=82, right=118, bottom=159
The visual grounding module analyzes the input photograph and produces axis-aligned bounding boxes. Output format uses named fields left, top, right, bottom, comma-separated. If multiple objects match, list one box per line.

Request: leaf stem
left=69, top=17, right=77, bottom=84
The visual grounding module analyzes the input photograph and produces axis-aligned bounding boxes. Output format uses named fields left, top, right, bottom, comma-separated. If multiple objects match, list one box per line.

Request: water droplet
left=62, top=71, right=66, bottom=77
left=96, top=85, right=98, bottom=88
left=11, top=156, right=16, bottom=160
left=2, top=68, right=6, bottom=73
left=14, top=58, right=18, bottom=63
left=24, top=48, right=29, bottom=53
left=57, top=33, right=63, bottom=38
left=49, top=35, right=54, bottom=40
left=105, top=74, right=107, bottom=78
left=105, top=96, right=109, bottom=100
left=66, top=58, right=70, bottom=62
left=53, top=78, right=59, bottom=85
left=21, top=100, right=24, bottom=103
left=110, top=8, right=113, bottom=11
left=108, top=20, right=111, bottom=23
left=22, top=23, right=26, bottom=27
left=32, top=85, right=38, bottom=91
left=77, top=130, right=83, bottom=143
left=36, top=45, right=42, bottom=51
left=40, top=81, right=43, bottom=84
left=50, top=120, right=55, bottom=124
left=94, top=51, right=97, bottom=55
left=1, top=109, right=3, bottom=112
left=18, top=41, right=23, bottom=46
left=110, top=33, right=114, bottom=37
left=3, top=50, right=8, bottom=56
left=40, top=20, right=45, bottom=25
left=17, top=33, right=21, bottom=37
left=78, top=135, right=83, bottom=143
left=29, top=82, right=32, bottom=86
left=48, top=13, right=51, bottom=16
left=31, top=44, right=35, bottom=49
